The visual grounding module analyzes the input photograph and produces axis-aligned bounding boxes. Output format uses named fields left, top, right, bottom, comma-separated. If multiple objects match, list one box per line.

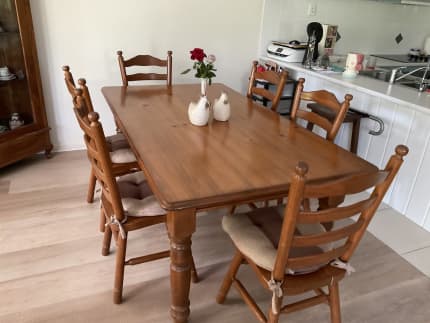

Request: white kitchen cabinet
left=369, top=0, right=430, bottom=6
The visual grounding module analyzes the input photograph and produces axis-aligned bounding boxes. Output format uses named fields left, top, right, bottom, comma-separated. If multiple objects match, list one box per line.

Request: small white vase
left=200, top=78, right=208, bottom=97
left=213, top=92, right=231, bottom=122
left=188, top=96, right=210, bottom=126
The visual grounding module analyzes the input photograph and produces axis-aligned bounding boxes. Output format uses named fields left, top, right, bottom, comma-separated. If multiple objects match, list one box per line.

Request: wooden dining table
left=102, top=83, right=378, bottom=323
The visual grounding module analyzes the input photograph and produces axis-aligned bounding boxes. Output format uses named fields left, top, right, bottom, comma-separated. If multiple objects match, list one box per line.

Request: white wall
left=260, top=0, right=430, bottom=56
left=29, top=0, right=264, bottom=151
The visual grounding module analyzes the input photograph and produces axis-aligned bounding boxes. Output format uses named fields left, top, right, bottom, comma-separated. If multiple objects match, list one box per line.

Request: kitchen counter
left=262, top=57, right=430, bottom=114
left=262, top=55, right=430, bottom=233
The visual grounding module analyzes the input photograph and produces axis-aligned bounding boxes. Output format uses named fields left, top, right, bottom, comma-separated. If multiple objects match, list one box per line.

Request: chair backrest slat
left=251, top=87, right=276, bottom=102
left=127, top=72, right=170, bottom=82
left=287, top=244, right=350, bottom=271
left=295, top=110, right=333, bottom=133
left=247, top=60, right=288, bottom=112
left=123, top=54, right=168, bottom=67
left=300, top=90, right=342, bottom=113
left=290, top=78, right=353, bottom=141
left=305, top=170, right=389, bottom=198
left=297, top=196, right=377, bottom=224
left=117, top=50, right=172, bottom=86
left=292, top=219, right=364, bottom=248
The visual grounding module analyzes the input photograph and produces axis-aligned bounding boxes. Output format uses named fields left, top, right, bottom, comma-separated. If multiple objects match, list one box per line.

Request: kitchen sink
left=359, top=69, right=392, bottom=82
left=359, top=65, right=430, bottom=90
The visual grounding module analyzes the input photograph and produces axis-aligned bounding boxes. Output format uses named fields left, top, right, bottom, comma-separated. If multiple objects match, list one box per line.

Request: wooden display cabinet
left=0, top=0, right=52, bottom=168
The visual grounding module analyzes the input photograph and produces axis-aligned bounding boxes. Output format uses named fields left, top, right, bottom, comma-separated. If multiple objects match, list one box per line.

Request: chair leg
left=87, top=167, right=97, bottom=203
left=101, top=224, right=112, bottom=256
left=191, top=253, right=199, bottom=283
left=350, top=118, right=361, bottom=154
left=328, top=282, right=342, bottom=323
left=268, top=296, right=283, bottom=323
left=99, top=204, right=106, bottom=233
left=229, top=205, right=236, bottom=215
left=102, top=226, right=112, bottom=256
left=216, top=250, right=243, bottom=304
left=113, top=232, right=128, bottom=304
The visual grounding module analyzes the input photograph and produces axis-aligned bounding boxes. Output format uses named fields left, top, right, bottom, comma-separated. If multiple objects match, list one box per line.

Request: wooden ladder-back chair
left=72, top=91, right=198, bottom=304
left=291, top=77, right=353, bottom=142
left=117, top=50, right=172, bottom=86
left=62, top=66, right=139, bottom=204
left=247, top=60, right=288, bottom=112
left=217, top=145, right=408, bottom=323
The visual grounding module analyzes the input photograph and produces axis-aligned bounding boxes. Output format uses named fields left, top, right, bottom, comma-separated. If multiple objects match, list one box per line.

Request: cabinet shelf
left=0, top=31, right=19, bottom=36
left=0, top=123, right=35, bottom=141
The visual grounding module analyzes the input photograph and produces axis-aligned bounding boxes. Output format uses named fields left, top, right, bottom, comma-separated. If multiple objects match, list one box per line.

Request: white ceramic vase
left=188, top=95, right=210, bottom=126
left=213, top=92, right=231, bottom=122
left=200, top=78, right=208, bottom=97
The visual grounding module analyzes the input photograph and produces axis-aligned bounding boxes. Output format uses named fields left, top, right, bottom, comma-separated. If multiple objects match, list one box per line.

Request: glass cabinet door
left=0, top=0, right=33, bottom=135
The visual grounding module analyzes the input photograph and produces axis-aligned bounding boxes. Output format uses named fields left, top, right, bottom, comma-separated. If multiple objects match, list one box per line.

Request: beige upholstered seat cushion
left=110, top=148, right=137, bottom=163
left=106, top=133, right=129, bottom=151
left=105, top=133, right=136, bottom=163
left=117, top=172, right=166, bottom=217
left=222, top=206, right=327, bottom=273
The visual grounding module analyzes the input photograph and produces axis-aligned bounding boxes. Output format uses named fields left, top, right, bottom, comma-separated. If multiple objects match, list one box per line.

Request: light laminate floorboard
left=1, top=151, right=430, bottom=322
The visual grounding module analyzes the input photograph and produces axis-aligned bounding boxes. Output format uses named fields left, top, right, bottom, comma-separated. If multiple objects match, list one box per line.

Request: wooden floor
left=1, top=151, right=430, bottom=322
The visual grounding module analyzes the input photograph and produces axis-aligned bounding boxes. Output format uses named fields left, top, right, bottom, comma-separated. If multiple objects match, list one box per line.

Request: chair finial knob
left=62, top=65, right=70, bottom=72
left=395, top=145, right=409, bottom=157
left=295, top=161, right=309, bottom=177
left=344, top=94, right=353, bottom=102
left=88, top=111, right=99, bottom=123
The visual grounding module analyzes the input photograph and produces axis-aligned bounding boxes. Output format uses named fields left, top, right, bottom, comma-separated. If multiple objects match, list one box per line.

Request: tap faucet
left=419, top=61, right=430, bottom=91
left=389, top=61, right=430, bottom=92
left=304, top=31, right=316, bottom=69
left=388, top=66, right=406, bottom=84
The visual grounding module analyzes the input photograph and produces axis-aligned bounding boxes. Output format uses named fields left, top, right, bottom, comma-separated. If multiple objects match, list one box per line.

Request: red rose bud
left=190, top=48, right=207, bottom=62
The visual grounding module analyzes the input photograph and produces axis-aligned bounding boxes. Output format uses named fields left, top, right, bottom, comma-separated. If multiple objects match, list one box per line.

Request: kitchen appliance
left=266, top=41, right=306, bottom=62
left=302, top=22, right=323, bottom=66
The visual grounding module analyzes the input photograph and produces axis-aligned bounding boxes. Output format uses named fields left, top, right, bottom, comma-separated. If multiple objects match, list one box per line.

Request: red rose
left=190, top=48, right=207, bottom=62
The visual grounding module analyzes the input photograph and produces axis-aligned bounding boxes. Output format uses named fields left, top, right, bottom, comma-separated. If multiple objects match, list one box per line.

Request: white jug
left=188, top=96, right=210, bottom=126
left=213, top=92, right=231, bottom=122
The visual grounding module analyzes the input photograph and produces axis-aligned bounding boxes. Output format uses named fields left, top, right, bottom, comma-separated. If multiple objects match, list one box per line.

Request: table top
left=102, top=83, right=377, bottom=210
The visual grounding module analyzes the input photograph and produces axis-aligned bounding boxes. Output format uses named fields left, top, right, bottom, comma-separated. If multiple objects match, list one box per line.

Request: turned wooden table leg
left=167, top=209, right=196, bottom=323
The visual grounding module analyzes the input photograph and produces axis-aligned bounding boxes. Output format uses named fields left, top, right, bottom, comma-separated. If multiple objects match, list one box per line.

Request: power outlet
left=307, top=3, right=317, bottom=16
